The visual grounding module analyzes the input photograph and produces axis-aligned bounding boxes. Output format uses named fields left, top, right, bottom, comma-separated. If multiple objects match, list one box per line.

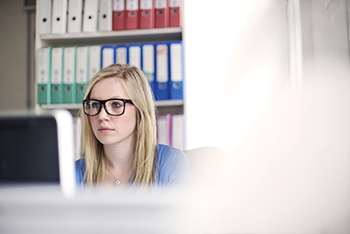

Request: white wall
left=0, top=0, right=29, bottom=112
left=184, top=0, right=289, bottom=154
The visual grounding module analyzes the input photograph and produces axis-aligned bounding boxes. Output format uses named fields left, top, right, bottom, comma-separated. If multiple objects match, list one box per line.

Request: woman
left=75, top=64, right=191, bottom=193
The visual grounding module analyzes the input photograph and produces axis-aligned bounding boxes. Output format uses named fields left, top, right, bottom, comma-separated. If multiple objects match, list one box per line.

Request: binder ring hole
left=142, top=11, right=149, bottom=16
left=172, top=9, right=178, bottom=14
left=88, top=15, right=92, bottom=20
left=43, top=18, right=47, bottom=22
left=79, top=86, right=85, bottom=91
left=54, top=86, right=59, bottom=92
left=65, top=86, right=71, bottom=92
left=103, top=14, right=107, bottom=19
left=116, top=12, right=122, bottom=18
left=56, top=17, right=60, bottom=21
left=129, top=12, right=135, bottom=17
left=72, top=17, right=76, bottom=21
left=157, top=10, right=163, bottom=15
left=40, top=86, right=46, bottom=92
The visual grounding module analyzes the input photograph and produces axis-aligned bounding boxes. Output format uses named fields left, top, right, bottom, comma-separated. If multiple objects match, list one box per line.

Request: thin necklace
left=106, top=164, right=130, bottom=185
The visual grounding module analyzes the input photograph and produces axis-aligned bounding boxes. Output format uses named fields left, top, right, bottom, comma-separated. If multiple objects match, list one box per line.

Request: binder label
left=155, top=0, right=166, bottom=8
left=63, top=47, right=75, bottom=84
left=170, top=43, right=182, bottom=82
left=102, top=48, right=114, bottom=68
left=37, top=48, right=50, bottom=83
left=156, top=44, right=168, bottom=82
left=140, top=0, right=152, bottom=10
left=129, top=46, right=141, bottom=69
left=76, top=47, right=88, bottom=83
left=169, top=0, right=180, bottom=7
left=116, top=47, right=127, bottom=64
left=142, top=45, right=155, bottom=82
left=51, top=48, right=63, bottom=84
left=89, top=46, right=101, bottom=80
left=126, top=0, right=138, bottom=10
left=113, top=0, right=125, bottom=10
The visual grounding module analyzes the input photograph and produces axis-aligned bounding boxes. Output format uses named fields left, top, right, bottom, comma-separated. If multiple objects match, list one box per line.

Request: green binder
left=51, top=47, right=63, bottom=104
left=63, top=47, right=76, bottom=104
left=37, top=47, right=51, bottom=104
left=76, top=46, right=89, bottom=103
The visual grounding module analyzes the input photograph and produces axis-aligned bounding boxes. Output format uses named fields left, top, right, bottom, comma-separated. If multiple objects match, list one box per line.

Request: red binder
left=112, top=0, right=126, bottom=30
left=154, top=0, right=168, bottom=28
left=125, top=0, right=139, bottom=30
left=139, top=0, right=154, bottom=29
left=169, top=0, right=181, bottom=27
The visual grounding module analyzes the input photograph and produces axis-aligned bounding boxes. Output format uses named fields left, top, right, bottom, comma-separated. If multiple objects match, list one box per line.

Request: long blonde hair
left=80, top=64, right=158, bottom=187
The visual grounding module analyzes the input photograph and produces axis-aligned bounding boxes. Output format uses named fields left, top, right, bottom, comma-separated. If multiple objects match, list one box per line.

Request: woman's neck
left=103, top=138, right=135, bottom=169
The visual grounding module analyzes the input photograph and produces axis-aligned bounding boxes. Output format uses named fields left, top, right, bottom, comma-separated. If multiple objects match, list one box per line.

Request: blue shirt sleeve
left=75, top=158, right=85, bottom=186
left=156, top=144, right=191, bottom=189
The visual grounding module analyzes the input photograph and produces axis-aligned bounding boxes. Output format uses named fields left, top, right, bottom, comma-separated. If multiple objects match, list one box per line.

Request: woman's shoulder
left=157, top=144, right=186, bottom=159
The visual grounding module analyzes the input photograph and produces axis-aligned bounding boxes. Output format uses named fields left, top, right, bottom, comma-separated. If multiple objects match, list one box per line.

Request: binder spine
left=37, top=47, right=51, bottom=104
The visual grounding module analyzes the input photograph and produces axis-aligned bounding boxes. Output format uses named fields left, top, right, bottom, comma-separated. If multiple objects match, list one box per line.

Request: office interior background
left=0, top=0, right=349, bottom=233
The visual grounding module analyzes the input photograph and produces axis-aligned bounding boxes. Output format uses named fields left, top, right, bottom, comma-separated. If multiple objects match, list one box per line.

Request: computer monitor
left=0, top=110, right=76, bottom=197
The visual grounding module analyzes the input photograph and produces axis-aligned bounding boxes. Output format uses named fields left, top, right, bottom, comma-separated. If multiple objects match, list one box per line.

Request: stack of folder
left=36, top=41, right=184, bottom=105
left=39, top=0, right=182, bottom=35
left=157, top=114, right=185, bottom=150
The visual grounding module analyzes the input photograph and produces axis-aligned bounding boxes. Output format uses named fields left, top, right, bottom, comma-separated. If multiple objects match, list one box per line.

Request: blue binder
left=101, top=45, right=116, bottom=68
left=169, top=41, right=184, bottom=100
left=141, top=43, right=156, bottom=99
left=155, top=42, right=169, bottom=100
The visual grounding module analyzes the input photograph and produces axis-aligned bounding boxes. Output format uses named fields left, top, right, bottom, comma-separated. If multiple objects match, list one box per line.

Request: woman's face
left=89, top=77, right=137, bottom=147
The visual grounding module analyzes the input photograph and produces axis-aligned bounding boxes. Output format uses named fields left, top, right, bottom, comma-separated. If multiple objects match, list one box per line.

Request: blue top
left=75, top=144, right=191, bottom=191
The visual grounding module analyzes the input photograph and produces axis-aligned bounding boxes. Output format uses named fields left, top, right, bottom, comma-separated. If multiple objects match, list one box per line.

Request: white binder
left=116, top=45, right=127, bottom=65
left=83, top=0, right=99, bottom=32
left=67, top=0, right=83, bottom=33
left=98, top=0, right=113, bottom=31
left=51, top=0, right=67, bottom=34
left=128, top=44, right=141, bottom=69
left=39, top=0, right=52, bottom=35
left=89, top=45, right=102, bottom=80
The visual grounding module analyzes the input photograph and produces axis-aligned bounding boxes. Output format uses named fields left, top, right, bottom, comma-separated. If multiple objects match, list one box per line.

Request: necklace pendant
left=116, top=180, right=121, bottom=185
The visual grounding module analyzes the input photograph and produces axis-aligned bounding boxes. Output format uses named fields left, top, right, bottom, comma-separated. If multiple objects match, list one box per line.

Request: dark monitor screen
left=0, top=115, right=60, bottom=183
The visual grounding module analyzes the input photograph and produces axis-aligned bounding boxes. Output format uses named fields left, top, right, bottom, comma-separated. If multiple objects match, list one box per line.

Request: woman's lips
left=98, top=126, right=114, bottom=133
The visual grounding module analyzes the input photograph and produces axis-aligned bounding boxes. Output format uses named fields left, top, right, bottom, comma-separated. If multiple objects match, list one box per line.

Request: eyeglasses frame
left=82, top=98, right=134, bottom=116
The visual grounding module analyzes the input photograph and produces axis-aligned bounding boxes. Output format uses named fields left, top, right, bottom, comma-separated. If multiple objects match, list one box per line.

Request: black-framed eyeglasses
left=82, top=98, right=134, bottom=116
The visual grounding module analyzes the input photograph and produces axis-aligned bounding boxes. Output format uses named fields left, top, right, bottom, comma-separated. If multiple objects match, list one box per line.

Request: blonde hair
left=80, top=64, right=158, bottom=188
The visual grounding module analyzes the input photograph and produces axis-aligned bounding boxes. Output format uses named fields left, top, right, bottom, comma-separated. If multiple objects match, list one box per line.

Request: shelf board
left=40, top=28, right=182, bottom=46
left=40, top=100, right=183, bottom=110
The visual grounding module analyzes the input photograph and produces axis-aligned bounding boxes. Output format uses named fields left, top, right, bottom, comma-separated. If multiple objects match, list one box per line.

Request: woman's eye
left=112, top=102, right=122, bottom=108
left=91, top=103, right=100, bottom=109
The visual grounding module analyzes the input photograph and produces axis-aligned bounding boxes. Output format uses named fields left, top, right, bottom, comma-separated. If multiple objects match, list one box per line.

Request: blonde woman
left=75, top=64, right=191, bottom=192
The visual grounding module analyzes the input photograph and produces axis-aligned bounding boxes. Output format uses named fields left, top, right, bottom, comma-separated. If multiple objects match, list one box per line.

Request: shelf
left=40, top=28, right=182, bottom=46
left=40, top=100, right=184, bottom=110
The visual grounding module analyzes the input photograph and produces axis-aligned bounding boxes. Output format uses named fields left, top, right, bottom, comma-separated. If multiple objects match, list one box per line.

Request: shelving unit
left=35, top=1, right=185, bottom=118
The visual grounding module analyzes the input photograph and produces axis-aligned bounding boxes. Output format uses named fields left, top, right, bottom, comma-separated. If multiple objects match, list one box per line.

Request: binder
left=116, top=45, right=127, bottom=65
left=169, top=0, right=181, bottom=27
left=141, top=43, right=156, bottom=95
left=127, top=44, right=141, bottom=69
left=39, top=0, right=52, bottom=35
left=83, top=0, right=99, bottom=32
left=76, top=46, right=89, bottom=103
left=112, top=0, right=126, bottom=30
left=51, top=0, right=67, bottom=34
left=67, top=0, right=83, bottom=33
left=169, top=41, right=184, bottom=100
left=155, top=42, right=169, bottom=100
left=171, top=114, right=185, bottom=150
left=37, top=47, right=51, bottom=104
left=89, top=45, right=102, bottom=80
left=157, top=114, right=172, bottom=146
left=98, top=0, right=113, bottom=31
left=125, top=0, right=139, bottom=30
left=101, top=45, right=116, bottom=68
left=63, top=47, right=76, bottom=103
left=154, top=0, right=168, bottom=28
left=139, top=0, right=154, bottom=29
left=51, top=47, right=64, bottom=104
